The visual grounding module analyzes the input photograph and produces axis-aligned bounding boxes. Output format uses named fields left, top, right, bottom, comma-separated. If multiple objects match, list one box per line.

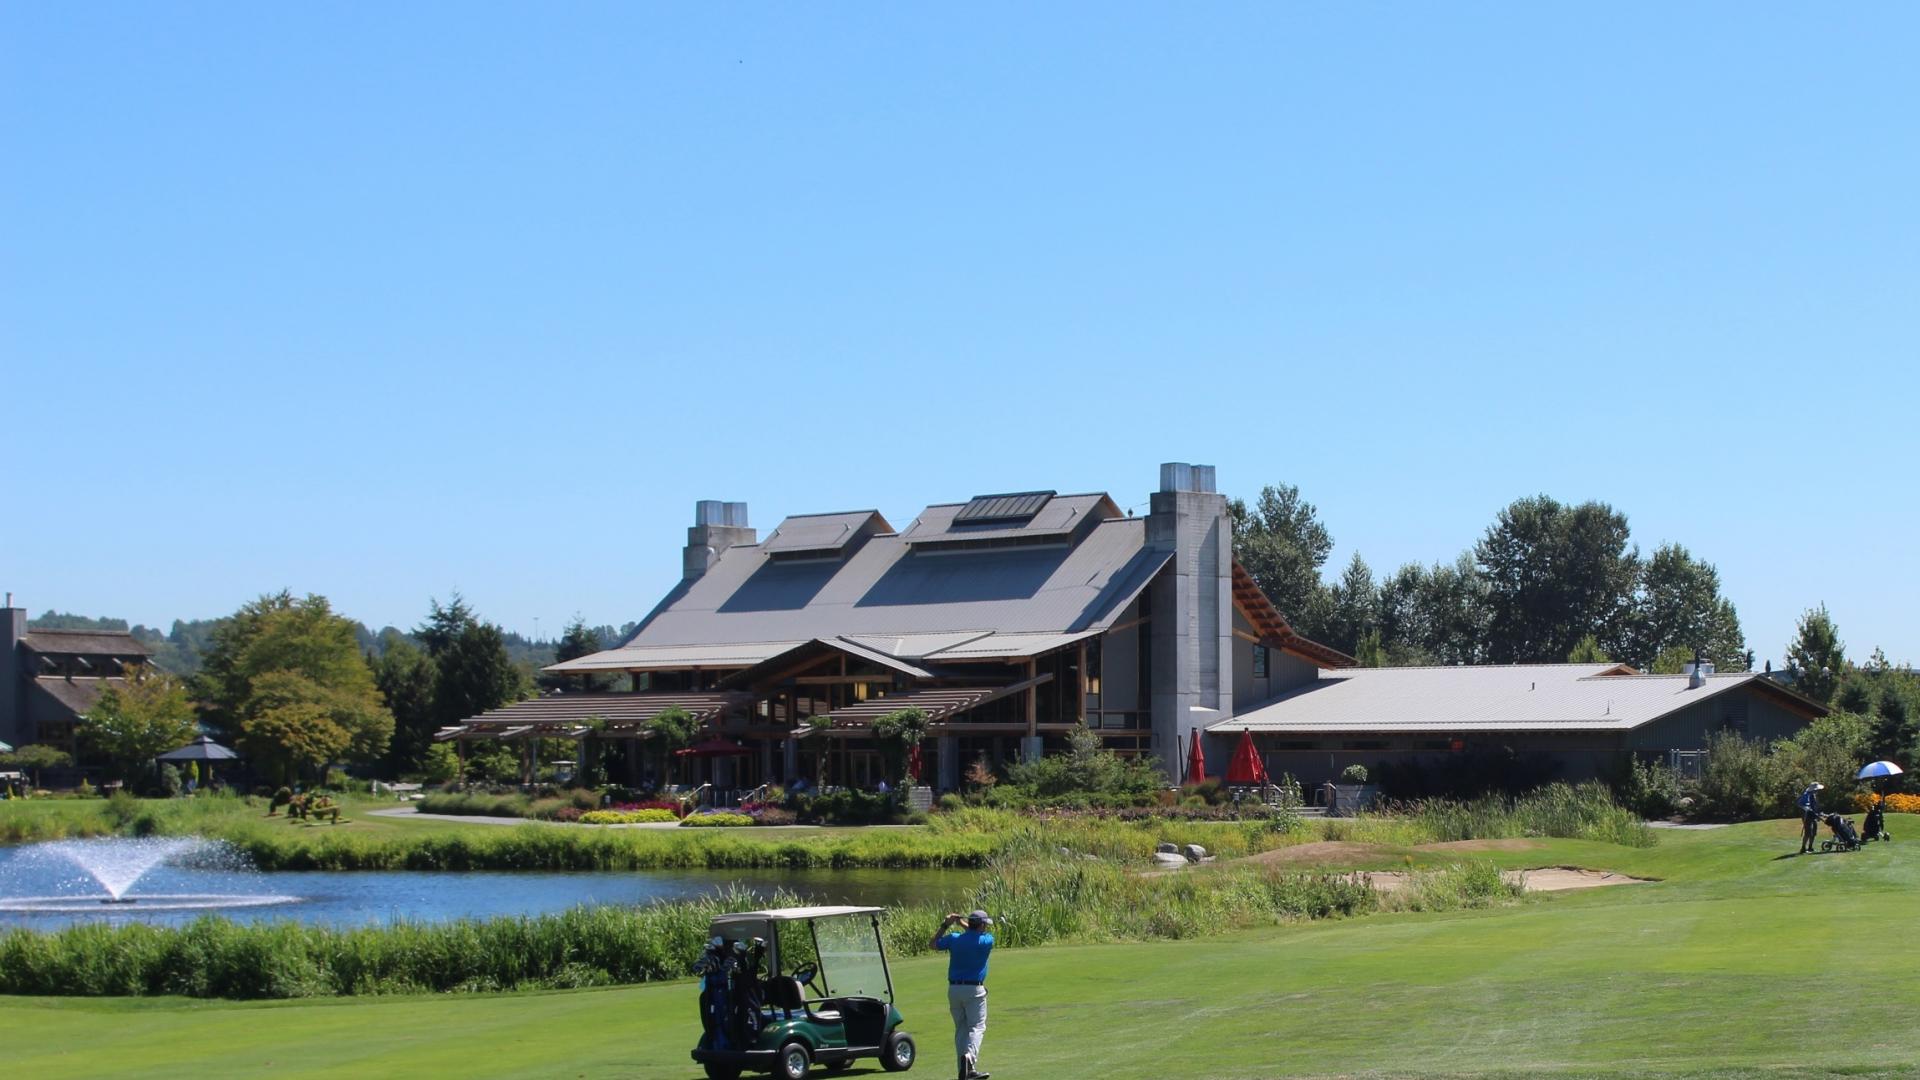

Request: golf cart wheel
left=777, top=1040, right=813, bottom=1080
left=703, top=1065, right=742, bottom=1080
left=882, top=1031, right=916, bottom=1072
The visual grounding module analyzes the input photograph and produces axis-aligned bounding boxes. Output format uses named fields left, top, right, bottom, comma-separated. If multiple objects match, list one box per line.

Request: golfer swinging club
left=932, top=909, right=994, bottom=1080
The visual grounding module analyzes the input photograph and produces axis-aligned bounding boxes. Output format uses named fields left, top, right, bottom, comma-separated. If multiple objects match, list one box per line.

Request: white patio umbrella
left=0, top=740, right=12, bottom=754
left=1858, top=760, right=1905, bottom=780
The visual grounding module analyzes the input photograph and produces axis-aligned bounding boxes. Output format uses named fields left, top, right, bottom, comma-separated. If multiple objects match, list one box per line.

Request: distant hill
left=28, top=612, right=635, bottom=680
left=28, top=610, right=219, bottom=676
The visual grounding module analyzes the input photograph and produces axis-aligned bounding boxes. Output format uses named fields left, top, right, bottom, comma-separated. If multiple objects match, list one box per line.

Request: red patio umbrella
left=1225, top=729, right=1269, bottom=786
left=674, top=738, right=753, bottom=757
left=1185, top=728, right=1208, bottom=785
left=906, top=741, right=924, bottom=784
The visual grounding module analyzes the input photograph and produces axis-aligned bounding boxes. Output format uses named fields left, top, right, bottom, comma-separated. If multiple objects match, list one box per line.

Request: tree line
left=1231, top=485, right=1748, bottom=671
left=45, top=596, right=627, bottom=787
left=26, top=609, right=634, bottom=679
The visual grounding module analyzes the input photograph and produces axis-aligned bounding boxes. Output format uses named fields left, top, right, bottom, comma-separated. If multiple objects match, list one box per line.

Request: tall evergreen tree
left=372, top=630, right=437, bottom=774
left=1785, top=604, right=1846, bottom=705
left=1229, top=484, right=1334, bottom=623
left=420, top=595, right=527, bottom=732
left=551, top=617, right=607, bottom=691
left=1321, top=553, right=1381, bottom=656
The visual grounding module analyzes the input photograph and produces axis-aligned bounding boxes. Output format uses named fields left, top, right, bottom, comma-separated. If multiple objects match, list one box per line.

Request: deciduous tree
left=1625, top=544, right=1746, bottom=671
left=1474, top=496, right=1637, bottom=663
left=194, top=593, right=393, bottom=779
left=647, top=706, right=700, bottom=785
left=83, top=664, right=197, bottom=781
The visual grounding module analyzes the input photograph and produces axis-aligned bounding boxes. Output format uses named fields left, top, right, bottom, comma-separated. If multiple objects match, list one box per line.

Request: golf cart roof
left=711, top=905, right=885, bottom=926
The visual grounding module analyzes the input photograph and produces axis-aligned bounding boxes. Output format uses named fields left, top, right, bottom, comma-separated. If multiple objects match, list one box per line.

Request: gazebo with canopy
left=158, top=735, right=241, bottom=789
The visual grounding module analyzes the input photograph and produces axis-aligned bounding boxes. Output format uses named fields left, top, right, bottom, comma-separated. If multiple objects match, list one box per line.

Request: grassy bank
left=4, top=823, right=1917, bottom=1079
left=0, top=782, right=1650, bottom=870
left=0, top=854, right=1519, bottom=999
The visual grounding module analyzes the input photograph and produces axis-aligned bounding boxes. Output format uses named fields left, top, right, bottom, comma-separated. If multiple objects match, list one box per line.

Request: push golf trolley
left=1820, top=812, right=1862, bottom=853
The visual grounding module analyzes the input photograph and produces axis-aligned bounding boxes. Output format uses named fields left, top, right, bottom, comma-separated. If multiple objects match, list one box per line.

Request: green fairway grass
left=7, top=819, right=1918, bottom=1079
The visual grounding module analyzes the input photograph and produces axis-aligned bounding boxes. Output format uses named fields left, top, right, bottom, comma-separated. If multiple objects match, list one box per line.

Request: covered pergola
left=436, top=691, right=750, bottom=785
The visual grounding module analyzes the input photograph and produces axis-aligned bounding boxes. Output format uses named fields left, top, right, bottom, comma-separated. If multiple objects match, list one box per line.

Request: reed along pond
left=0, top=840, right=976, bottom=931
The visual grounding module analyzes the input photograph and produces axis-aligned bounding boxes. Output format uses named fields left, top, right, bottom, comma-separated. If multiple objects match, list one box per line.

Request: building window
left=1252, top=644, right=1269, bottom=679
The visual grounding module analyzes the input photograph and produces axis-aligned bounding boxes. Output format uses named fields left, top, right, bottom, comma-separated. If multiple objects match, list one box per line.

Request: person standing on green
left=931, top=909, right=995, bottom=1080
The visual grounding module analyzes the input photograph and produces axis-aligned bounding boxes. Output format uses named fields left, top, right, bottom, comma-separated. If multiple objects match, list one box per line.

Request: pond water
left=0, top=839, right=976, bottom=932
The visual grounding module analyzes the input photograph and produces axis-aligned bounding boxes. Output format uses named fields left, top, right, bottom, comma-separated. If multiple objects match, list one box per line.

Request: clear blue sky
left=4, top=4, right=1915, bottom=664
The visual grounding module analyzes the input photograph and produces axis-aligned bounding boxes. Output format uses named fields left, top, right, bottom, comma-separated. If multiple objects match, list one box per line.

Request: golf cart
left=691, top=904, right=916, bottom=1080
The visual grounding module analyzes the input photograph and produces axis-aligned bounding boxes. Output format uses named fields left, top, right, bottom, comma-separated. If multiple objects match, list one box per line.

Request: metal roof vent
left=1159, top=463, right=1216, bottom=493
left=953, top=490, right=1054, bottom=526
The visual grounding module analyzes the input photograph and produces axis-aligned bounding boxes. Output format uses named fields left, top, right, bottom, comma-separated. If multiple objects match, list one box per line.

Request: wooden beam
left=1076, top=642, right=1088, bottom=724
left=1025, top=659, right=1038, bottom=738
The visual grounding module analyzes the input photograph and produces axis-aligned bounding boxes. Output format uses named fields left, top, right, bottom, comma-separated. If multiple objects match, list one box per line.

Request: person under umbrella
left=1858, top=761, right=1904, bottom=842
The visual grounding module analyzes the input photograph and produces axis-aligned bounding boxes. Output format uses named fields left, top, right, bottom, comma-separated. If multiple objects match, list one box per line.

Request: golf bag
left=1821, top=812, right=1861, bottom=852
left=730, top=940, right=767, bottom=1045
left=1863, top=801, right=1891, bottom=842
left=695, top=940, right=743, bottom=1049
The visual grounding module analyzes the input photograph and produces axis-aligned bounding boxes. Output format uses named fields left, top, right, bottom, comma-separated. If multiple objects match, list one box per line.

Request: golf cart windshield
left=710, top=906, right=893, bottom=1004
left=813, top=913, right=891, bottom=1002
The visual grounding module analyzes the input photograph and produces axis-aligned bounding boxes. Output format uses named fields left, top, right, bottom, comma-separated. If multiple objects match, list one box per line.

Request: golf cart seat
left=766, top=975, right=840, bottom=1023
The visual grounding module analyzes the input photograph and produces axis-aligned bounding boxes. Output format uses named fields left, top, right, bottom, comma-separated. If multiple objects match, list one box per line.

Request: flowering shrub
left=680, top=812, right=755, bottom=828
left=748, top=806, right=799, bottom=826
left=580, top=809, right=679, bottom=825
left=609, top=800, right=681, bottom=814
left=549, top=806, right=584, bottom=823
left=1851, top=793, right=1920, bottom=814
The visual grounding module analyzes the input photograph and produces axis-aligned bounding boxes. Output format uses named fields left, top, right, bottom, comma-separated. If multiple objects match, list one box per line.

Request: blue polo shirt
left=1799, top=789, right=1821, bottom=814
left=934, top=928, right=993, bottom=983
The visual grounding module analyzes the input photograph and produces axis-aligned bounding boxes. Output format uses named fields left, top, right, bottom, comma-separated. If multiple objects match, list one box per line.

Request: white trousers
left=947, top=983, right=988, bottom=1073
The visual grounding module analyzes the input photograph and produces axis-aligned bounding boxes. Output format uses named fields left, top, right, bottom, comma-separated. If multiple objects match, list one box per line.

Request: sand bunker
left=1413, top=838, right=1542, bottom=853
left=1509, top=867, right=1652, bottom=892
left=1237, top=841, right=1382, bottom=866
left=1346, top=866, right=1653, bottom=893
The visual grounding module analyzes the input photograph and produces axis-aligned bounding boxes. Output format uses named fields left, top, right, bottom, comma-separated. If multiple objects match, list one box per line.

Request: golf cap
left=1810, top=783, right=1825, bottom=791
left=968, top=910, right=993, bottom=925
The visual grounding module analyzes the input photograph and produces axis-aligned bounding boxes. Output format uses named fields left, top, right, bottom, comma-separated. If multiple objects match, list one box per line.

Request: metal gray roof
left=1213, top=665, right=1825, bottom=734
left=555, top=512, right=1166, bottom=671
left=900, top=493, right=1117, bottom=547
left=953, top=491, right=1055, bottom=524
left=19, top=630, right=151, bottom=658
left=548, top=641, right=799, bottom=673
left=760, top=511, right=891, bottom=556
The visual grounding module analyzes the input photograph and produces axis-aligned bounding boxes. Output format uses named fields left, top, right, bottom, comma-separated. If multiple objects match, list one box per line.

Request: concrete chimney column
left=1146, top=463, right=1234, bottom=782
left=683, top=501, right=756, bottom=581
left=1, top=605, right=25, bottom=748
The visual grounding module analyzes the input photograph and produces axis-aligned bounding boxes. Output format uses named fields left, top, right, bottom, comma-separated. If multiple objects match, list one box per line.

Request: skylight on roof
left=953, top=490, right=1054, bottom=525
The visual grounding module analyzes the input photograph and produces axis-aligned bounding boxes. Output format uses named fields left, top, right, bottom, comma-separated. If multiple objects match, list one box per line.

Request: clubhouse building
left=1, top=604, right=153, bottom=756
left=441, top=463, right=1823, bottom=792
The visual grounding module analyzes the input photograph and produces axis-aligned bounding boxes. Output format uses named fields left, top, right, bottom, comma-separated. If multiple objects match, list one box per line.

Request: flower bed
left=579, top=809, right=680, bottom=825
left=1851, top=792, right=1920, bottom=814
